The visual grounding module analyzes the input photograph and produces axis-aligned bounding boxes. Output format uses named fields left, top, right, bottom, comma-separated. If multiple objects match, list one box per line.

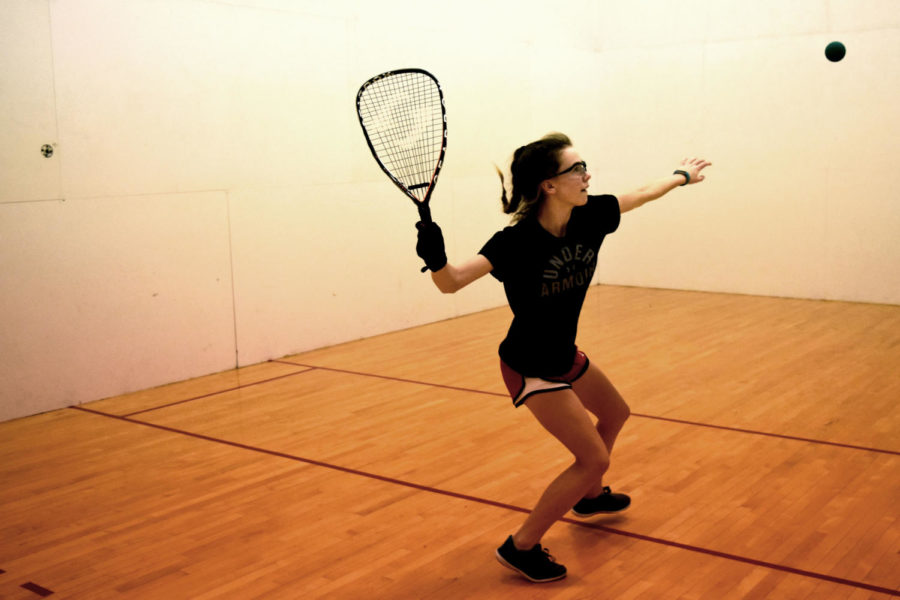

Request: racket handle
left=419, top=209, right=430, bottom=271
left=417, top=202, right=432, bottom=224
left=419, top=204, right=432, bottom=273
left=416, top=207, right=442, bottom=273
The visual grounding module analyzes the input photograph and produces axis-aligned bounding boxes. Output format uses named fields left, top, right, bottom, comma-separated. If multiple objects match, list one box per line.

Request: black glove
left=415, top=221, right=447, bottom=272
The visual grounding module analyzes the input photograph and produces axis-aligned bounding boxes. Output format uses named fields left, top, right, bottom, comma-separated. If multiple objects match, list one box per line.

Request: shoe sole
left=571, top=505, right=629, bottom=518
left=495, top=550, right=567, bottom=583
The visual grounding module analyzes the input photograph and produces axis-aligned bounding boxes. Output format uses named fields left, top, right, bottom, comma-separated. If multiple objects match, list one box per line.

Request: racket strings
left=361, top=77, right=439, bottom=194
left=358, top=72, right=444, bottom=202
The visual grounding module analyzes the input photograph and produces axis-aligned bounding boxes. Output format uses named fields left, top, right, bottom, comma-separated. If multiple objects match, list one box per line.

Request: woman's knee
left=576, top=446, right=610, bottom=478
left=619, top=399, right=631, bottom=424
left=598, top=398, right=630, bottom=433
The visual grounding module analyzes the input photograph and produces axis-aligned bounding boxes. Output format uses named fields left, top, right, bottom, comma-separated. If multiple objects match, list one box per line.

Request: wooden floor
left=1, top=285, right=899, bottom=599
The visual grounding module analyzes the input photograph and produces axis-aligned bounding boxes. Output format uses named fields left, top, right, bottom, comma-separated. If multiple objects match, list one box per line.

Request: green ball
left=825, top=41, right=846, bottom=62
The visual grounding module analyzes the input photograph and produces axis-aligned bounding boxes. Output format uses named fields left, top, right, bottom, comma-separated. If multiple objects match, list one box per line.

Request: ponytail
left=498, top=133, right=572, bottom=222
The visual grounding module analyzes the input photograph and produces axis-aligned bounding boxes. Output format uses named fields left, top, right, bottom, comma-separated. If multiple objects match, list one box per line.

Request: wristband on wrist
left=673, top=170, right=690, bottom=186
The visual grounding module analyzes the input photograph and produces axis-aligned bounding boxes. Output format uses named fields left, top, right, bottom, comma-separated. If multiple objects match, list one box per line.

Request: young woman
left=415, top=133, right=711, bottom=583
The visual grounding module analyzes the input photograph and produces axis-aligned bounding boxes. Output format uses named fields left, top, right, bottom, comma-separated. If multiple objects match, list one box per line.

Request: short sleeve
left=479, top=229, right=510, bottom=282
left=592, top=194, right=621, bottom=234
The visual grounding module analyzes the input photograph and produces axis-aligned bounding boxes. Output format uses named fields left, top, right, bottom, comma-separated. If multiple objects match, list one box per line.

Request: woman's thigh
left=571, top=362, right=630, bottom=425
left=524, top=388, right=609, bottom=466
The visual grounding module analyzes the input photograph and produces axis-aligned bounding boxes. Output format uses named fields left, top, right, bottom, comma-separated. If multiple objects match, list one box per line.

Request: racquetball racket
left=356, top=68, right=447, bottom=224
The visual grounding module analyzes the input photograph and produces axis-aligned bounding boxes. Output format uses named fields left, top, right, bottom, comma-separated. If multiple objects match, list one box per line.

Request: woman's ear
left=540, top=180, right=556, bottom=195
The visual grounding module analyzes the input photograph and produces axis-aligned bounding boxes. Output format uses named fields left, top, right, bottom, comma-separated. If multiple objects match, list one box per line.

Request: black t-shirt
left=479, top=195, right=621, bottom=377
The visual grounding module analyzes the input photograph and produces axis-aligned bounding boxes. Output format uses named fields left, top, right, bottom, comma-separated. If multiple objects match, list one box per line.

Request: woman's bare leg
left=571, top=363, right=630, bottom=498
left=512, top=389, right=610, bottom=549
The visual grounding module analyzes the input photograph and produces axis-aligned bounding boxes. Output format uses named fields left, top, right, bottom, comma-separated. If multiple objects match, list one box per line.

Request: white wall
left=1, top=0, right=898, bottom=422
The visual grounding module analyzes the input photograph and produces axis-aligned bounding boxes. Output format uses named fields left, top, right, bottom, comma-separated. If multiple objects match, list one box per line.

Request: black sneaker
left=571, top=486, right=631, bottom=517
left=495, top=535, right=566, bottom=583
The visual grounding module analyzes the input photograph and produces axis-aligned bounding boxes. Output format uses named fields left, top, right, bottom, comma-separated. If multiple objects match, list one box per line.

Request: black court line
left=68, top=405, right=899, bottom=597
left=272, top=360, right=505, bottom=397
left=122, top=367, right=316, bottom=417
left=21, top=582, right=54, bottom=597
left=3, top=568, right=55, bottom=597
left=273, top=359, right=900, bottom=457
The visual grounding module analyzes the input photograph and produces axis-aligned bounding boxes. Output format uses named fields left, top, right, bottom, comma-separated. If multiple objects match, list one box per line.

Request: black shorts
left=500, top=350, right=590, bottom=407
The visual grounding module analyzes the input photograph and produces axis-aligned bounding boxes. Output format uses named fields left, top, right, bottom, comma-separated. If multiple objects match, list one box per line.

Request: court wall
left=1, top=0, right=898, bottom=421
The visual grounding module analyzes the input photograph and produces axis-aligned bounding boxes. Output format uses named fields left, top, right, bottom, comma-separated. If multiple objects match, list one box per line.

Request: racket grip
left=417, top=202, right=432, bottom=224
left=419, top=205, right=431, bottom=270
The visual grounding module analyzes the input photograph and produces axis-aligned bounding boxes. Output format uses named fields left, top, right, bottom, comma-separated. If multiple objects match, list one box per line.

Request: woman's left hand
left=678, top=157, right=713, bottom=185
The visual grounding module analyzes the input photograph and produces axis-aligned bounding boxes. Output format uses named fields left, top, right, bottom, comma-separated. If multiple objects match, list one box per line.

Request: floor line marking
left=20, top=581, right=54, bottom=597
left=68, top=405, right=900, bottom=597
left=273, top=360, right=899, bottom=456
left=118, top=368, right=317, bottom=417
left=272, top=360, right=505, bottom=398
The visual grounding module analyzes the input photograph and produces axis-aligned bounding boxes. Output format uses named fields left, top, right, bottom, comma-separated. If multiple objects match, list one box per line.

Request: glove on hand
left=415, top=221, right=447, bottom=272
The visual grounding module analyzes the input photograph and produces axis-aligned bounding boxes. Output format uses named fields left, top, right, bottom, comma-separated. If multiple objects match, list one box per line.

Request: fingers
left=679, top=157, right=712, bottom=185
left=682, top=157, right=712, bottom=172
